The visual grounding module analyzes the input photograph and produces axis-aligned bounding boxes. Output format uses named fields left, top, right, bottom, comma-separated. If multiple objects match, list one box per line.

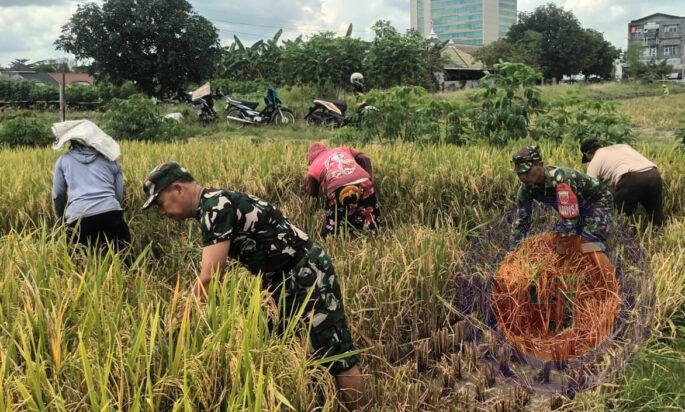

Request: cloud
left=0, top=4, right=75, bottom=66
left=189, top=0, right=322, bottom=44
left=189, top=0, right=408, bottom=45
left=310, top=0, right=409, bottom=40
left=0, top=0, right=68, bottom=5
left=1, top=0, right=683, bottom=66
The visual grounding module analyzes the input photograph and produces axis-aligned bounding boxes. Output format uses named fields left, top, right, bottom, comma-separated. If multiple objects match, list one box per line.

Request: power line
left=208, top=17, right=371, bottom=34
left=66, top=1, right=374, bottom=39
left=216, top=28, right=274, bottom=39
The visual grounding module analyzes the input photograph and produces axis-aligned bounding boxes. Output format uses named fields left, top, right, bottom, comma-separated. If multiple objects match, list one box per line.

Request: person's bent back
left=52, top=120, right=130, bottom=251
left=306, top=141, right=381, bottom=236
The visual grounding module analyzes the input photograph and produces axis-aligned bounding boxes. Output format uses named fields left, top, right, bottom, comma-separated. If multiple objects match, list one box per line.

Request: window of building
left=642, top=47, right=657, bottom=58
left=665, top=25, right=678, bottom=34
left=663, top=45, right=678, bottom=56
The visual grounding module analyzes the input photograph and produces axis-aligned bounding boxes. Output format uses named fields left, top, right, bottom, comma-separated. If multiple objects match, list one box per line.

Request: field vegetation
left=0, top=80, right=684, bottom=410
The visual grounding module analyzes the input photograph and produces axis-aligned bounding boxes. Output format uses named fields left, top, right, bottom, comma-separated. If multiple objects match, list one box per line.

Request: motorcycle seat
left=315, top=98, right=347, bottom=112
left=228, top=98, right=259, bottom=110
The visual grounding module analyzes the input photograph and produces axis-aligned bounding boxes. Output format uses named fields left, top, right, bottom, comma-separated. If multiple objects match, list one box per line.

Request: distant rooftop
left=630, top=13, right=685, bottom=24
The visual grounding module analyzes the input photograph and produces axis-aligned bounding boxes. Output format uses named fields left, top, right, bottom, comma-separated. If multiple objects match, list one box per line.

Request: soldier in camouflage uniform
left=509, top=146, right=613, bottom=251
left=141, top=162, right=365, bottom=408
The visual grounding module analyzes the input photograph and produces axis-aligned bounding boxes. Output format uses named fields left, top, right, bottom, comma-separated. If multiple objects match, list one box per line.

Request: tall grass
left=0, top=227, right=336, bottom=410
left=0, top=129, right=684, bottom=409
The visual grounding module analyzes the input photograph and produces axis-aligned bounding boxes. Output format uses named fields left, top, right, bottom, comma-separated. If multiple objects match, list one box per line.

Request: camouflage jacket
left=196, top=189, right=310, bottom=275
left=509, top=166, right=612, bottom=248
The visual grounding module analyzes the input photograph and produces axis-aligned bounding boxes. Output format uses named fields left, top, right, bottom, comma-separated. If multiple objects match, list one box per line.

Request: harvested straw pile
left=493, top=233, right=620, bottom=362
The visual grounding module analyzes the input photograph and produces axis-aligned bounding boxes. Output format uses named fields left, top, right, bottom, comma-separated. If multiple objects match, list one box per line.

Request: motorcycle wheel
left=304, top=112, right=323, bottom=126
left=272, top=109, right=295, bottom=126
left=226, top=107, right=247, bottom=129
left=324, top=116, right=340, bottom=128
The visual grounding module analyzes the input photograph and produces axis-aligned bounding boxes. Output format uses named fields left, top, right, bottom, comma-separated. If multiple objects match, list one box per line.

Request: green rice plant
left=0, top=87, right=684, bottom=410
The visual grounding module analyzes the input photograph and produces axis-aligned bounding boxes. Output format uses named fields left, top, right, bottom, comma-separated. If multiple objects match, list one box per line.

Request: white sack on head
left=52, top=119, right=121, bottom=161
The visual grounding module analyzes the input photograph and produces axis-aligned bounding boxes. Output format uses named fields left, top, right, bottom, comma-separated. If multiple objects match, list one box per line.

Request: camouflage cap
left=512, top=146, right=543, bottom=174
left=142, top=162, right=193, bottom=209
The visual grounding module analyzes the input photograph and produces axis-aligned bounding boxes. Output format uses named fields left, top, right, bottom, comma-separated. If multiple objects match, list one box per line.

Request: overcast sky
left=0, top=0, right=683, bottom=67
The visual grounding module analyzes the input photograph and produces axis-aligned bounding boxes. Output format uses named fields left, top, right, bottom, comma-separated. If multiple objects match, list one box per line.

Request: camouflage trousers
left=268, top=242, right=358, bottom=375
left=323, top=180, right=381, bottom=237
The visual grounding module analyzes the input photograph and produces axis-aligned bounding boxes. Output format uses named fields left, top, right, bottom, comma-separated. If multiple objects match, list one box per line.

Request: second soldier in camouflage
left=141, top=162, right=365, bottom=408
left=509, top=146, right=613, bottom=250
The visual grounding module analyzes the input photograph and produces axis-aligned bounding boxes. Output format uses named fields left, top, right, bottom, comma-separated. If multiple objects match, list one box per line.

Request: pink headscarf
left=307, top=141, right=327, bottom=164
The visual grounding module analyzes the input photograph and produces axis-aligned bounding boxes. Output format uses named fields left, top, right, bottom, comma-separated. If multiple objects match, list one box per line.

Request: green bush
left=470, top=62, right=544, bottom=146
left=101, top=94, right=186, bottom=142
left=66, top=84, right=99, bottom=104
left=0, top=113, right=52, bottom=147
left=533, top=98, right=633, bottom=144
left=118, top=81, right=139, bottom=99
left=0, top=78, right=139, bottom=106
left=363, top=86, right=470, bottom=145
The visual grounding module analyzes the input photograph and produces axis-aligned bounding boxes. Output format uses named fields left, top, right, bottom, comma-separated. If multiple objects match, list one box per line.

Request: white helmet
left=350, top=72, right=364, bottom=87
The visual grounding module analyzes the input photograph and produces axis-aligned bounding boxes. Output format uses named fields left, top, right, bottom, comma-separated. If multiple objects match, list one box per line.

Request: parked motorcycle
left=164, top=89, right=191, bottom=104
left=304, top=97, right=377, bottom=128
left=191, top=82, right=219, bottom=124
left=225, top=86, right=295, bottom=128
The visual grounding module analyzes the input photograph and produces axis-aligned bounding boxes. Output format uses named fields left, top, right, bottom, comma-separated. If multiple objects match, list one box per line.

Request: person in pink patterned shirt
left=306, top=141, right=381, bottom=237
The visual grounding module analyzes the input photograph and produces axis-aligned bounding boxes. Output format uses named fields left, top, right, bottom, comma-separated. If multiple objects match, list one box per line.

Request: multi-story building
left=628, top=13, right=685, bottom=75
left=410, top=0, right=517, bottom=46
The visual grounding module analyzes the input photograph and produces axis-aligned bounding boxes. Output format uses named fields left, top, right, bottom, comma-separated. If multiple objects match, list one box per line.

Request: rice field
left=1, top=92, right=685, bottom=410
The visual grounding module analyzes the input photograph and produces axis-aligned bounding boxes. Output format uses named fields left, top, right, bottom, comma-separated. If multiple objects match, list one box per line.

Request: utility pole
left=681, top=37, right=684, bottom=82
left=59, top=66, right=66, bottom=122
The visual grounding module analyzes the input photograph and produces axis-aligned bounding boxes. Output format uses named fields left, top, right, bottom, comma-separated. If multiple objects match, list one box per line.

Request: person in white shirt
left=580, top=139, right=664, bottom=227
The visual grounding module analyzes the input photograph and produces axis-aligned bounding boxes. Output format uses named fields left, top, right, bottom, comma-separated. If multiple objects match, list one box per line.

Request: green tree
left=8, top=59, right=30, bottom=69
left=471, top=62, right=543, bottom=145
left=220, top=30, right=284, bottom=83
left=476, top=4, right=617, bottom=81
left=580, top=29, right=620, bottom=80
left=280, top=31, right=368, bottom=88
left=31, top=62, right=66, bottom=72
left=474, top=30, right=542, bottom=69
left=55, top=0, right=220, bottom=97
left=506, top=4, right=587, bottom=79
left=363, top=21, right=443, bottom=90
left=624, top=42, right=644, bottom=72
left=623, top=43, right=673, bottom=82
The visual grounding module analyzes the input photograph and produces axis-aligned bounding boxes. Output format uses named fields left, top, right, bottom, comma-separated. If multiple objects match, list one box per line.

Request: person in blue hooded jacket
left=51, top=120, right=131, bottom=251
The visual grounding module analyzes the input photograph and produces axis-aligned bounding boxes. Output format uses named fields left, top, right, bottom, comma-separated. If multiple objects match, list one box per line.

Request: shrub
left=101, top=94, right=186, bottom=142
left=533, top=98, right=633, bottom=144
left=0, top=113, right=52, bottom=147
left=0, top=78, right=140, bottom=106
left=568, top=100, right=633, bottom=144
left=118, top=81, right=139, bottom=99
left=470, top=62, right=544, bottom=146
left=363, top=86, right=470, bottom=145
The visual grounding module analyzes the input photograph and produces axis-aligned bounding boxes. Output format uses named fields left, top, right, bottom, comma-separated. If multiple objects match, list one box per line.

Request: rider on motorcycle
left=350, top=72, right=367, bottom=110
